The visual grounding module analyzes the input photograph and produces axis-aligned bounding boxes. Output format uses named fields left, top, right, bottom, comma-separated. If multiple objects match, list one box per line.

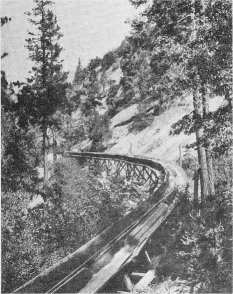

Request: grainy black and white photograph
left=1, top=0, right=232, bottom=293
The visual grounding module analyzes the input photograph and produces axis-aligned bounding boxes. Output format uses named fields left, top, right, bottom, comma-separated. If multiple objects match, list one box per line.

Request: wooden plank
left=124, top=274, right=133, bottom=291
left=133, top=254, right=162, bottom=291
left=15, top=152, right=175, bottom=294
left=145, top=250, right=152, bottom=264
left=133, top=270, right=155, bottom=291
left=79, top=245, right=134, bottom=293
left=131, top=272, right=145, bottom=277
left=79, top=203, right=169, bottom=293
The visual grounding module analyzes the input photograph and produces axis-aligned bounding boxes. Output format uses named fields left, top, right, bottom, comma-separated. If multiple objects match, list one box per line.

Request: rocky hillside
left=70, top=52, right=226, bottom=165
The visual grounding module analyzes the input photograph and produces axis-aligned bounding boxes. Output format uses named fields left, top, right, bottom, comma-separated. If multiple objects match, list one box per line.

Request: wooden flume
left=13, top=152, right=186, bottom=294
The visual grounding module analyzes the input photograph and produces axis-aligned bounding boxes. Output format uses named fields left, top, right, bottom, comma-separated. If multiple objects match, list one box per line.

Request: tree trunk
left=52, top=132, right=57, bottom=162
left=41, top=0, right=48, bottom=187
left=194, top=168, right=200, bottom=205
left=43, top=126, right=48, bottom=186
left=196, top=129, right=209, bottom=200
left=193, top=86, right=209, bottom=200
left=202, top=84, right=215, bottom=195
left=191, top=0, right=209, bottom=199
left=206, top=150, right=215, bottom=194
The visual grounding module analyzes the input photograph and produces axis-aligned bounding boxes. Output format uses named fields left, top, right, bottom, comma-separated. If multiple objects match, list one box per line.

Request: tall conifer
left=73, top=58, right=85, bottom=85
left=25, top=0, right=68, bottom=186
left=129, top=0, right=232, bottom=199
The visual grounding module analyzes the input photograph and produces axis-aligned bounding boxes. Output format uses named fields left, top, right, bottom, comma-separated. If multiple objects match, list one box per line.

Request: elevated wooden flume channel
left=14, top=152, right=187, bottom=294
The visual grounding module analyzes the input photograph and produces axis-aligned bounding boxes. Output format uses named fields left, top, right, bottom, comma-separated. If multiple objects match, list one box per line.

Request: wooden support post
left=118, top=162, right=126, bottom=176
left=126, top=163, right=132, bottom=180
left=115, top=161, right=119, bottom=177
left=105, top=159, right=110, bottom=175
left=108, top=160, right=113, bottom=173
left=145, top=250, right=152, bottom=265
left=142, top=166, right=147, bottom=183
left=132, top=164, right=137, bottom=179
left=134, top=165, right=145, bottom=181
left=123, top=274, right=133, bottom=291
left=133, top=254, right=162, bottom=291
left=131, top=272, right=145, bottom=277
left=133, top=269, right=155, bottom=291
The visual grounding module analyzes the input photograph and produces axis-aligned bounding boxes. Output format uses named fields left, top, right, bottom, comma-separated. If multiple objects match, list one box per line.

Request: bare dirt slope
left=107, top=94, right=224, bottom=163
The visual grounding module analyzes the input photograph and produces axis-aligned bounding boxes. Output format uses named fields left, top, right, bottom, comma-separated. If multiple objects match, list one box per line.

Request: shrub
left=50, top=158, right=144, bottom=232
left=1, top=111, right=39, bottom=192
left=1, top=190, right=40, bottom=292
left=101, top=51, right=117, bottom=70
left=87, top=112, right=112, bottom=151
left=153, top=152, right=232, bottom=293
left=177, top=191, right=232, bottom=293
left=88, top=56, right=101, bottom=71
left=181, top=152, right=199, bottom=179
left=128, top=113, right=154, bottom=133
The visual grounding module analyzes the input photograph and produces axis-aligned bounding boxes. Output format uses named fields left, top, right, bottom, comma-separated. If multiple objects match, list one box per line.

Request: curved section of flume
left=13, top=152, right=187, bottom=294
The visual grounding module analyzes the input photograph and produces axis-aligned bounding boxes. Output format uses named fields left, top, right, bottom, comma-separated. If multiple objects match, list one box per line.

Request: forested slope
left=1, top=0, right=232, bottom=293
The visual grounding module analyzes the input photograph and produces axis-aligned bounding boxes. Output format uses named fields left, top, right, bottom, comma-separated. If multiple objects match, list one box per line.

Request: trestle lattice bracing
left=13, top=152, right=187, bottom=294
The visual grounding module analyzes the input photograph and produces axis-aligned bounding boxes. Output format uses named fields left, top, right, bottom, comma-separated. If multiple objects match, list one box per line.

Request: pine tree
left=73, top=58, right=85, bottom=85
left=129, top=0, right=232, bottom=200
left=22, top=0, right=68, bottom=187
left=1, top=15, right=39, bottom=192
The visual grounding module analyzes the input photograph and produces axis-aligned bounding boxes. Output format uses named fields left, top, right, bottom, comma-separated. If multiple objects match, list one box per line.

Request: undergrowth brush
left=128, top=113, right=154, bottom=133
left=154, top=154, right=232, bottom=293
left=2, top=157, right=146, bottom=292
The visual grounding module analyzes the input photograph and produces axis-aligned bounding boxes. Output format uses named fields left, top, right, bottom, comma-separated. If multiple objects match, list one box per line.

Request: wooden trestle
left=13, top=152, right=184, bottom=294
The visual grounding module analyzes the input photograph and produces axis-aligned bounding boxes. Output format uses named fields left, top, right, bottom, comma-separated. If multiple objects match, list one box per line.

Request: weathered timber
left=134, top=269, right=155, bottom=291
left=124, top=274, right=133, bottom=291
left=14, top=152, right=186, bottom=294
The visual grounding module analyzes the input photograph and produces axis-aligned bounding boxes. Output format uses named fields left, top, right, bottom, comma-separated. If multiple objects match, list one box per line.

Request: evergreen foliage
left=88, top=56, right=102, bottom=71
left=1, top=19, right=39, bottom=192
left=101, top=51, right=117, bottom=70
left=73, top=58, right=85, bottom=85
left=1, top=110, right=39, bottom=192
left=155, top=156, right=232, bottom=293
left=2, top=1, right=232, bottom=292
left=127, top=0, right=232, bottom=198
left=17, top=0, right=69, bottom=185
left=1, top=159, right=143, bottom=292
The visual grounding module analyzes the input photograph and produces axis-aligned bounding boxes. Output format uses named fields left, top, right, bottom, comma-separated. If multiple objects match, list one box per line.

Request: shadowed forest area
left=1, top=0, right=232, bottom=293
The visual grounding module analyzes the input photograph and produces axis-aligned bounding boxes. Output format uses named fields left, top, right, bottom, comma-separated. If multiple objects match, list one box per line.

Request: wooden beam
left=132, top=254, right=162, bottom=291
left=134, top=165, right=146, bottom=181
left=123, top=274, right=133, bottom=291
left=131, top=272, right=145, bottom=277
left=145, top=250, right=152, bottom=264
left=118, top=161, right=126, bottom=176
left=133, top=269, right=155, bottom=291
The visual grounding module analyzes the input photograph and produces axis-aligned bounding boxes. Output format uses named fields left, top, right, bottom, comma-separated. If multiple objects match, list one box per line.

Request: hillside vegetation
left=1, top=0, right=232, bottom=293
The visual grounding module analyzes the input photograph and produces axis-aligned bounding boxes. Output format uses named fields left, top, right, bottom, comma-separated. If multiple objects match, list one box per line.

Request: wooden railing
left=13, top=152, right=186, bottom=294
